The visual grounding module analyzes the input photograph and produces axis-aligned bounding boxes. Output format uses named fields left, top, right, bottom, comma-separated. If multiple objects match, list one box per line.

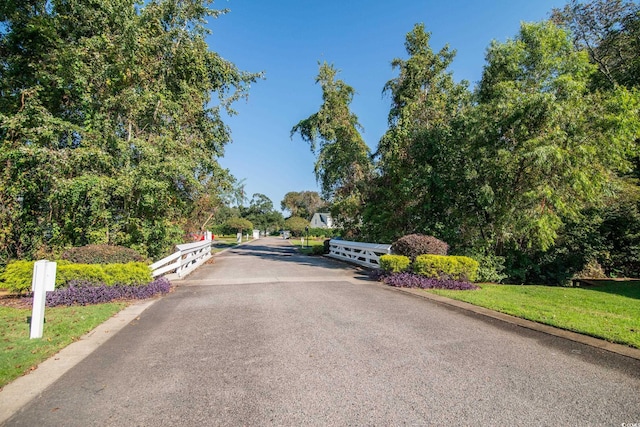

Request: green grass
left=429, top=282, right=640, bottom=348
left=290, top=238, right=324, bottom=254
left=0, top=303, right=126, bottom=388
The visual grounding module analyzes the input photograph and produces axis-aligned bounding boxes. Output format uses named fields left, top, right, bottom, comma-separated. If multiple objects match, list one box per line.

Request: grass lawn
left=428, top=282, right=640, bottom=349
left=0, top=303, right=126, bottom=388
left=290, top=238, right=324, bottom=255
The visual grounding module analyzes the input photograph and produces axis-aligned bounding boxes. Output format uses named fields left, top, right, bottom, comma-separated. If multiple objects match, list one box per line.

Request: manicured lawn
left=0, top=303, right=126, bottom=388
left=290, top=238, right=324, bottom=254
left=429, top=282, right=640, bottom=349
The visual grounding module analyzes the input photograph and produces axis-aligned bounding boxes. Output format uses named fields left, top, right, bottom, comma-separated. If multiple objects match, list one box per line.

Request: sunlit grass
left=0, top=303, right=126, bottom=388
left=428, top=283, right=640, bottom=348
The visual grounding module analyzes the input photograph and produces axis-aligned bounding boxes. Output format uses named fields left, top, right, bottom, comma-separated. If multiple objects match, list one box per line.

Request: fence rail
left=150, top=238, right=212, bottom=279
left=327, top=239, right=391, bottom=269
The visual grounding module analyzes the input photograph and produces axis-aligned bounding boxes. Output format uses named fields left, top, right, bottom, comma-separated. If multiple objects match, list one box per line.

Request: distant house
left=310, top=212, right=333, bottom=229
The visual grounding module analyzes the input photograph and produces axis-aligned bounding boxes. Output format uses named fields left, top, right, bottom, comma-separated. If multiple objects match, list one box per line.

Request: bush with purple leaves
left=23, top=277, right=171, bottom=307
left=373, top=271, right=478, bottom=291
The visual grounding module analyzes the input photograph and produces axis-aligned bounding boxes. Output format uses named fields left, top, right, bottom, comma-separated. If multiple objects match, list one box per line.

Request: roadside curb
left=386, top=285, right=640, bottom=361
left=0, top=299, right=158, bottom=425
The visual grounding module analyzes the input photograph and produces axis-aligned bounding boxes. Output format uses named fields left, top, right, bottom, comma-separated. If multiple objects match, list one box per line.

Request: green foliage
left=413, top=255, right=479, bottom=282
left=291, top=62, right=372, bottom=236
left=0, top=260, right=152, bottom=293
left=280, top=191, right=326, bottom=219
left=0, top=0, right=261, bottom=260
left=470, top=253, right=508, bottom=284
left=240, top=193, right=284, bottom=233
left=379, top=254, right=411, bottom=273
left=224, top=217, right=253, bottom=234
left=0, top=260, right=34, bottom=293
left=284, top=217, right=309, bottom=237
left=307, top=227, right=333, bottom=238
left=391, top=234, right=449, bottom=261
left=61, top=245, right=145, bottom=264
left=311, top=245, right=326, bottom=256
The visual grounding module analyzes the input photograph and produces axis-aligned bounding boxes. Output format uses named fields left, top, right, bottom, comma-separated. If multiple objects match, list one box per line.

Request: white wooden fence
left=150, top=238, right=212, bottom=280
left=327, top=239, right=392, bottom=269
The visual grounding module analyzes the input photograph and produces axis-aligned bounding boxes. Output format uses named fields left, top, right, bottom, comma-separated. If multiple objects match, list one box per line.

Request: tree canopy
left=0, top=0, right=260, bottom=260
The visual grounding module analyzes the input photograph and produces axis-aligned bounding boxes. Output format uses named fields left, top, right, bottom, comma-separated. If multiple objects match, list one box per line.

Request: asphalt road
left=5, top=238, right=640, bottom=426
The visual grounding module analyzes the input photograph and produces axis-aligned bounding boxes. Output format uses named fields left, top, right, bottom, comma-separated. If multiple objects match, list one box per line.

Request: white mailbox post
left=30, top=260, right=57, bottom=339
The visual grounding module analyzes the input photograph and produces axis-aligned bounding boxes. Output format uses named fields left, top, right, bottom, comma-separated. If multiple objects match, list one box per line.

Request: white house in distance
left=310, top=212, right=333, bottom=229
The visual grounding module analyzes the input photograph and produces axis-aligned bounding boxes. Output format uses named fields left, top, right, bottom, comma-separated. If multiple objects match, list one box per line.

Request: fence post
left=30, top=260, right=57, bottom=339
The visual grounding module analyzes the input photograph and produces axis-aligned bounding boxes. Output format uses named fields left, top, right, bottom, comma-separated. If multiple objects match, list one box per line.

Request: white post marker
left=30, top=260, right=57, bottom=339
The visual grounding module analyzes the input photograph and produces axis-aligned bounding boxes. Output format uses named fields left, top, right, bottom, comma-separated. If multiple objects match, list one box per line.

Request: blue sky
left=207, top=0, right=568, bottom=213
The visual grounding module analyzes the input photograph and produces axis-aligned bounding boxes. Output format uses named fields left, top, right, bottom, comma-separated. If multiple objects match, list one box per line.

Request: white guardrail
left=150, top=238, right=212, bottom=279
left=327, top=239, right=392, bottom=269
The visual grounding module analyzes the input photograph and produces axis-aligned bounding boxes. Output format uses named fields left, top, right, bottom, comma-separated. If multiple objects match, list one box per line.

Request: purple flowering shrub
left=372, top=270, right=478, bottom=291
left=23, top=277, right=171, bottom=307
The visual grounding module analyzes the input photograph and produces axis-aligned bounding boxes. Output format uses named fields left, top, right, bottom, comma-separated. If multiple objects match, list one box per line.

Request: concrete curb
left=0, top=299, right=158, bottom=425
left=386, top=285, right=640, bottom=361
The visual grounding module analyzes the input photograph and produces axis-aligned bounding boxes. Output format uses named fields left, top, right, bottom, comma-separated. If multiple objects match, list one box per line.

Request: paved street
left=5, top=237, right=640, bottom=426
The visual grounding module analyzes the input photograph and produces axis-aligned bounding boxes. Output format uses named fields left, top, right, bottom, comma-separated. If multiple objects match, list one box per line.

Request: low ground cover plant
left=374, top=270, right=479, bottom=291
left=22, top=277, right=171, bottom=307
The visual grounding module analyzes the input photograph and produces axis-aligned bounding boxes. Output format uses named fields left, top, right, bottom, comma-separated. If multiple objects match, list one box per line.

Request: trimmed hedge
left=413, top=254, right=479, bottom=282
left=0, top=260, right=152, bottom=293
left=61, top=244, right=145, bottom=264
left=391, top=234, right=449, bottom=261
left=379, top=254, right=411, bottom=273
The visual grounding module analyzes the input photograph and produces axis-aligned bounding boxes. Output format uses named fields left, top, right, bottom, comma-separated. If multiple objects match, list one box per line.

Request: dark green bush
left=0, top=260, right=152, bottom=293
left=391, top=234, right=449, bottom=261
left=323, top=239, right=331, bottom=254
left=413, top=254, right=479, bottom=282
left=379, top=254, right=411, bottom=273
left=471, top=253, right=508, bottom=283
left=61, top=244, right=145, bottom=264
left=311, top=245, right=326, bottom=255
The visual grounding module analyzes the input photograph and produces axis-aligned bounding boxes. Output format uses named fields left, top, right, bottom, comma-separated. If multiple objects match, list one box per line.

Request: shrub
left=379, top=254, right=411, bottom=273
left=471, top=253, right=508, bottom=283
left=22, top=277, right=172, bottom=307
left=61, top=244, right=145, bottom=264
left=0, top=260, right=35, bottom=293
left=0, top=260, right=152, bottom=293
left=413, top=254, right=479, bottom=282
left=381, top=272, right=478, bottom=290
left=101, top=263, right=153, bottom=285
left=391, top=234, right=448, bottom=261
left=310, top=245, right=326, bottom=255
left=323, top=239, right=331, bottom=254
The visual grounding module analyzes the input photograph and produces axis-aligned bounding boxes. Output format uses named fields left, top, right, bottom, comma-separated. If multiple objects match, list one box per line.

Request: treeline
left=0, top=0, right=260, bottom=261
left=294, top=0, right=640, bottom=284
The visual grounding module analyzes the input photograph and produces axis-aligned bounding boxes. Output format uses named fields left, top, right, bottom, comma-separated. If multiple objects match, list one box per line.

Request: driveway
left=5, top=237, right=640, bottom=426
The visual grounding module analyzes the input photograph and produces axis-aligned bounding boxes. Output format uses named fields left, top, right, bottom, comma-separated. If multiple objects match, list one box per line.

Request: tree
left=0, top=0, right=261, bottom=260
left=284, top=216, right=309, bottom=237
left=363, top=23, right=471, bottom=243
left=470, top=21, right=636, bottom=255
left=551, top=0, right=640, bottom=89
left=291, top=62, right=372, bottom=235
left=241, top=193, right=284, bottom=233
left=280, top=191, right=326, bottom=219
left=224, top=217, right=253, bottom=235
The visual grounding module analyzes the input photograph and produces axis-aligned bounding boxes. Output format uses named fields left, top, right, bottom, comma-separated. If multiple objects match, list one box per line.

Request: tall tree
left=471, top=21, right=637, bottom=254
left=551, top=0, right=640, bottom=89
left=291, top=62, right=372, bottom=235
left=280, top=191, right=325, bottom=220
left=0, top=0, right=260, bottom=260
left=364, top=23, right=471, bottom=242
